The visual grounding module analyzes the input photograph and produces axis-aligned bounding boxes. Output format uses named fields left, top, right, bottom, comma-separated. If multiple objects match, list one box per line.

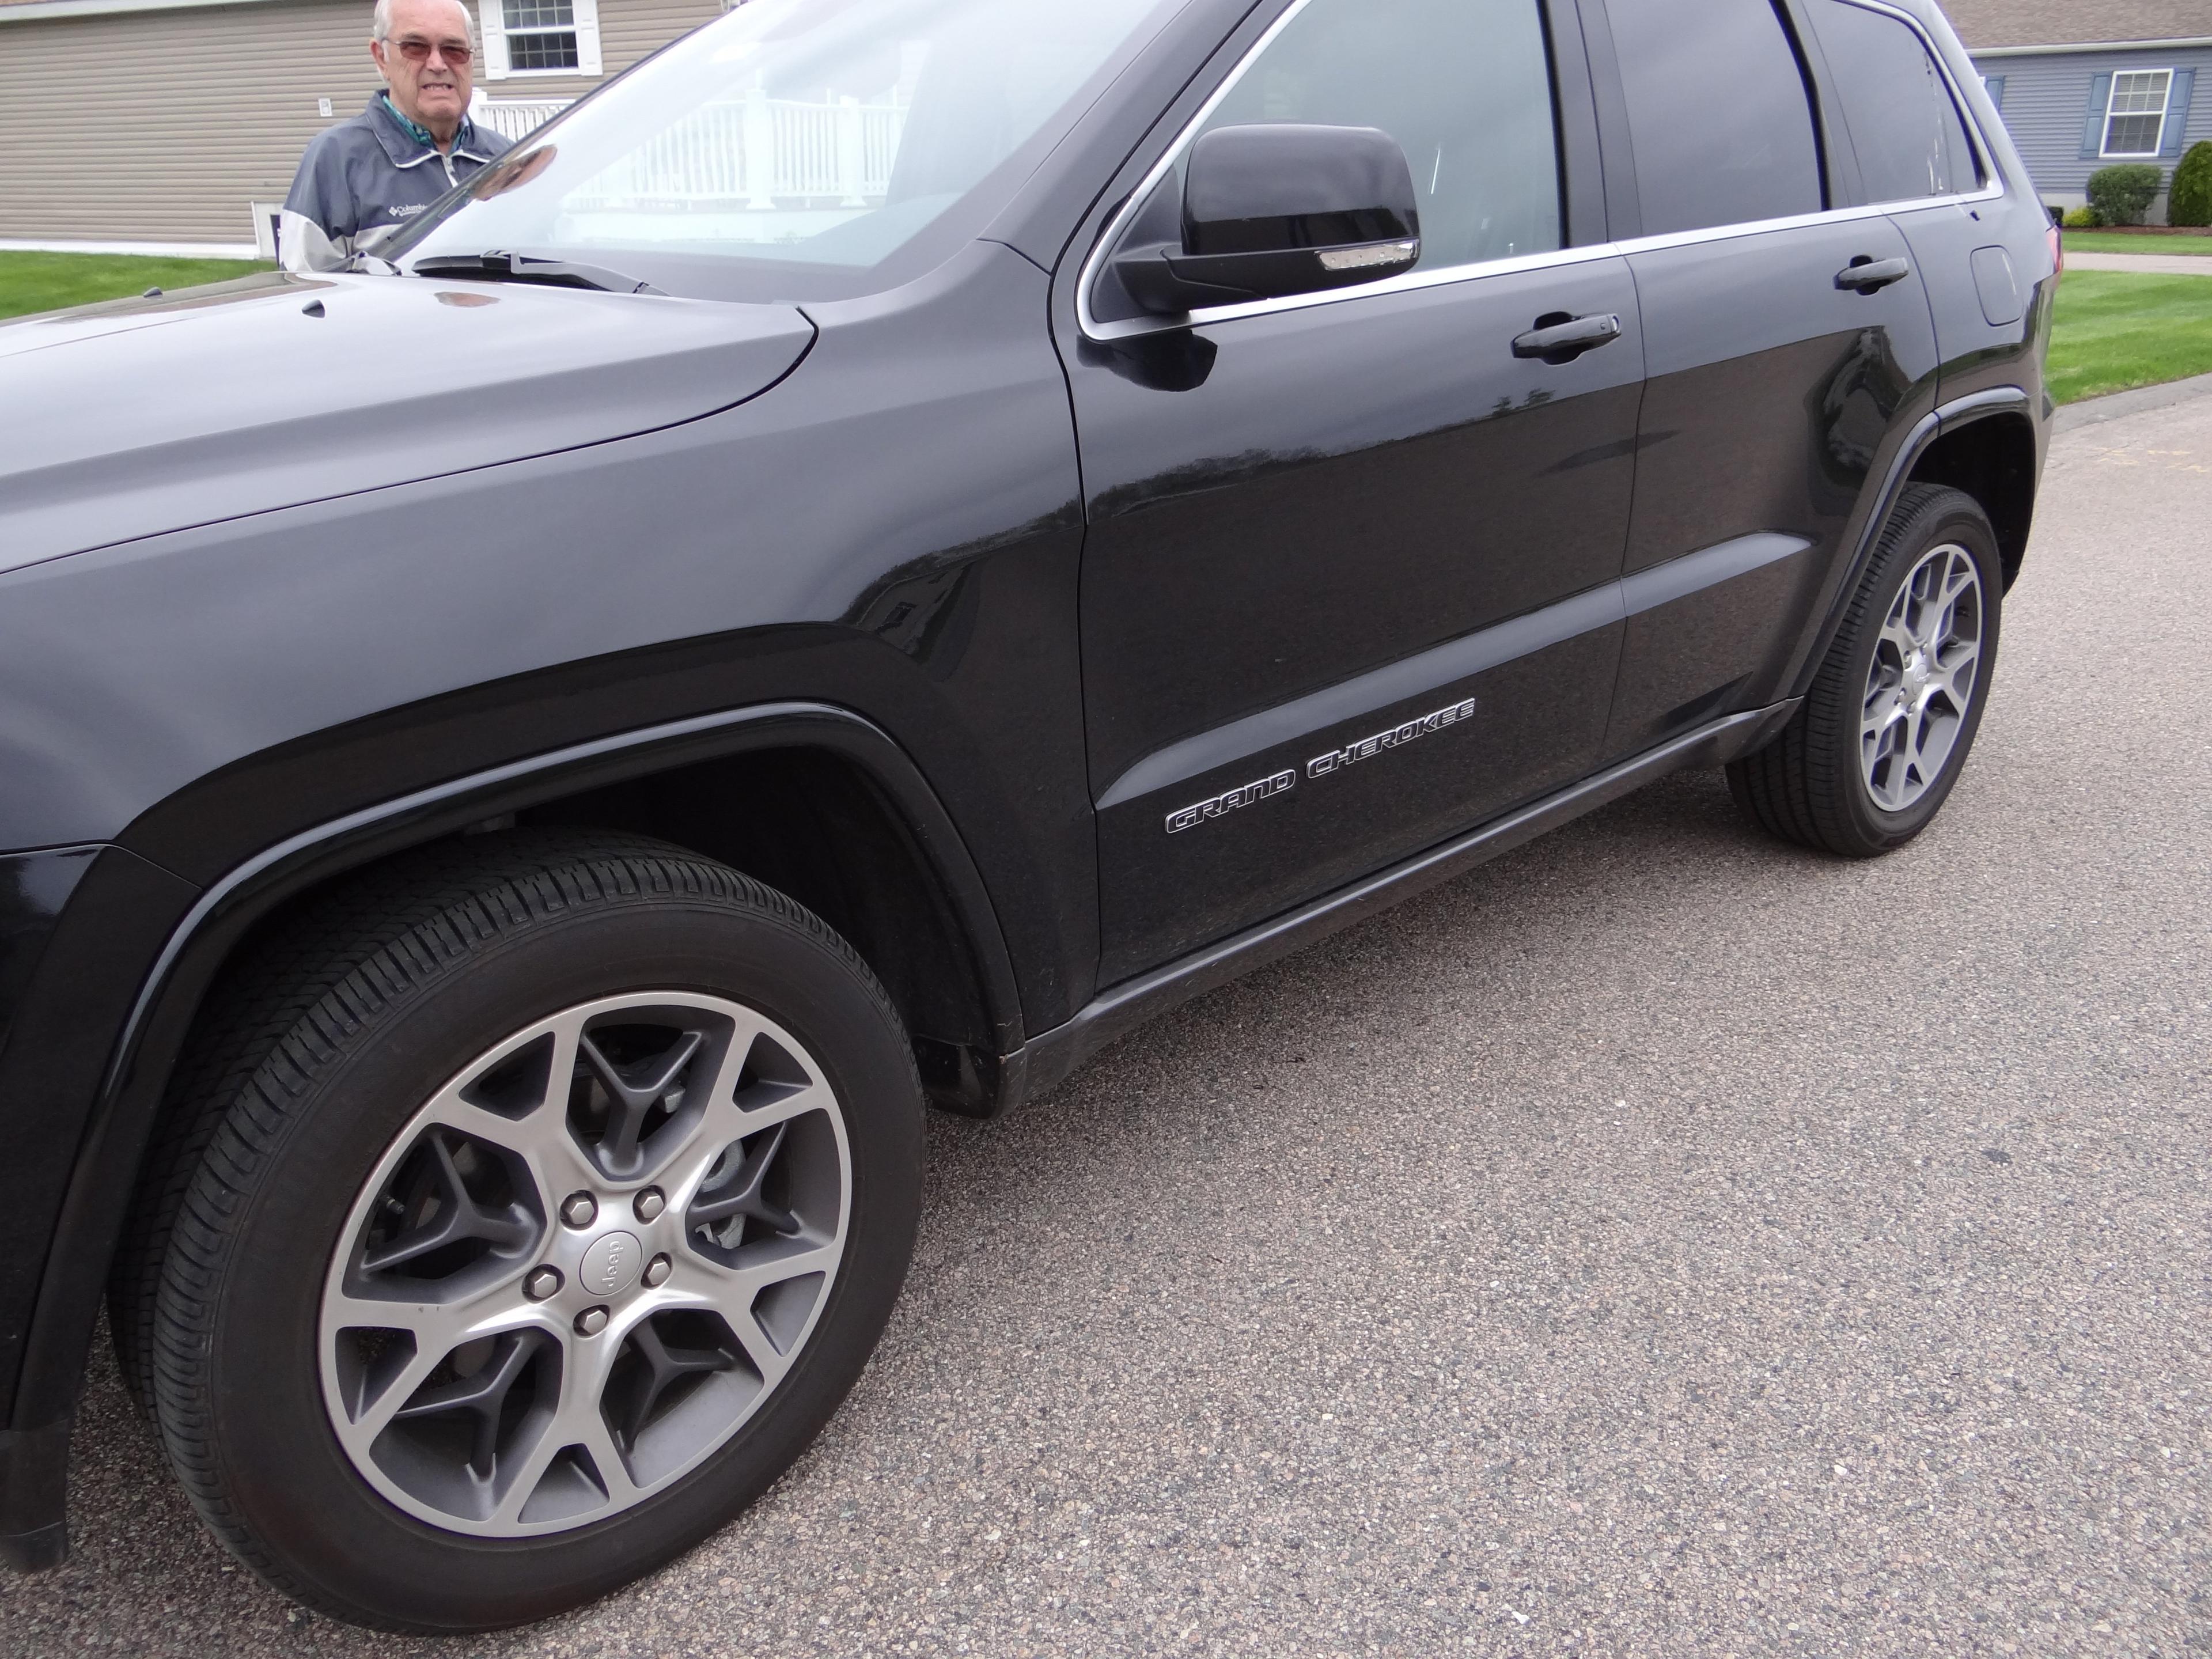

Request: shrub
left=2086, top=163, right=2164, bottom=226
left=2170, top=141, right=2212, bottom=227
left=2062, top=205, right=2100, bottom=228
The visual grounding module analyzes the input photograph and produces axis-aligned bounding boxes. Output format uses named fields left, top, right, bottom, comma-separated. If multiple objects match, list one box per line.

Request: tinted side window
left=1195, top=0, right=1562, bottom=270
left=1811, top=1, right=1981, bottom=202
left=1603, top=0, right=1824, bottom=235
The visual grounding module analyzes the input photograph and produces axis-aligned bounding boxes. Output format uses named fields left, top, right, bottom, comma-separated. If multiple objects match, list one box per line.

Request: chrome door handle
left=1836, top=256, right=1911, bottom=293
left=1510, top=312, right=1623, bottom=362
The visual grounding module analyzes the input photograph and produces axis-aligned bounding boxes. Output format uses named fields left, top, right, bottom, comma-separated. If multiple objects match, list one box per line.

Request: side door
left=1796, top=0, right=2057, bottom=411
left=1580, top=0, right=1942, bottom=760
left=1063, top=0, right=1644, bottom=985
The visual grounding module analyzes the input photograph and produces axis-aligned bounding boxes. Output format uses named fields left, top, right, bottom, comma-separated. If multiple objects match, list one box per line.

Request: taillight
left=2048, top=221, right=2064, bottom=281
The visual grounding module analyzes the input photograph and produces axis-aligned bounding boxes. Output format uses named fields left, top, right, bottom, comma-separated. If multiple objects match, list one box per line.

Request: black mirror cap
left=1183, top=123, right=1419, bottom=255
left=1108, top=124, right=1423, bottom=317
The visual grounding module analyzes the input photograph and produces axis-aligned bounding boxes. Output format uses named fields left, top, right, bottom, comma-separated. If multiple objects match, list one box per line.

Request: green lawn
left=0, top=251, right=272, bottom=321
left=2063, top=230, right=2212, bottom=256
left=2048, top=269, right=2212, bottom=404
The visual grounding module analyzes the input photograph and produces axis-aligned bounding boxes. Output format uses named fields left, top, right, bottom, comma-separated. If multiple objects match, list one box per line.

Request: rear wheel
left=143, top=832, right=922, bottom=1631
left=1728, top=484, right=2002, bottom=857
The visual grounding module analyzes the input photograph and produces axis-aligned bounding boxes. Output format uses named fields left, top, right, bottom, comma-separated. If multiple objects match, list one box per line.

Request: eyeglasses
left=388, top=36, right=474, bottom=65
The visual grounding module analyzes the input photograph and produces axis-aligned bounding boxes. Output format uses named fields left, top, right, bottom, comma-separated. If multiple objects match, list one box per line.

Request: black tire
left=110, top=902, right=353, bottom=1419
left=142, top=830, right=922, bottom=1632
left=1728, top=484, right=2003, bottom=858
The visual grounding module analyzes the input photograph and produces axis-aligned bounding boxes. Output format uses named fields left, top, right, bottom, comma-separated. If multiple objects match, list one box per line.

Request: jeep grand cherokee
left=0, top=0, right=2051, bottom=1628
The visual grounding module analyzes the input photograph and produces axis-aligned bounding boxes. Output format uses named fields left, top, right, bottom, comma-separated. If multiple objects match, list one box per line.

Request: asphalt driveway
left=5, top=391, right=2207, bottom=1659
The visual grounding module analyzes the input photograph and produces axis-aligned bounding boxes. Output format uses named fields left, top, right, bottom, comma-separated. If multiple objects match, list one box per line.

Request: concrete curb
left=2062, top=252, right=2212, bottom=275
left=2053, top=370, right=2212, bottom=435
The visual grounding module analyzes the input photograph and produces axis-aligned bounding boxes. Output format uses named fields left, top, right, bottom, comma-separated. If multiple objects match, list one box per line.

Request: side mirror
left=1113, top=124, right=1421, bottom=316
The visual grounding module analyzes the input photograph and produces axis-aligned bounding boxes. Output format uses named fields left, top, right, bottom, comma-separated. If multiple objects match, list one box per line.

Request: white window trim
left=479, top=0, right=601, bottom=81
left=2100, top=67, right=2172, bottom=158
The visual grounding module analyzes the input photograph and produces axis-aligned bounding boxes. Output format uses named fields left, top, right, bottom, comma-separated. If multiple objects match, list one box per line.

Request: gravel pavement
left=6, top=394, right=2209, bottom=1659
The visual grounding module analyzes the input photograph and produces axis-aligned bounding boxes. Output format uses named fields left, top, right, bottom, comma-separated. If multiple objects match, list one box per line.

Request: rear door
left=1064, top=0, right=1644, bottom=984
left=1797, top=0, right=2055, bottom=410
left=1580, top=0, right=1941, bottom=759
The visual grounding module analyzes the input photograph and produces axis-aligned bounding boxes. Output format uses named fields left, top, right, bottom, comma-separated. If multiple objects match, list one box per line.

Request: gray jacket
left=284, top=94, right=512, bottom=260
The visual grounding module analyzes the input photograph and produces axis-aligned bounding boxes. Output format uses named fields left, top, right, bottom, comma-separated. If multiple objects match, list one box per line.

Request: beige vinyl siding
left=0, top=0, right=722, bottom=243
left=0, top=0, right=373, bottom=241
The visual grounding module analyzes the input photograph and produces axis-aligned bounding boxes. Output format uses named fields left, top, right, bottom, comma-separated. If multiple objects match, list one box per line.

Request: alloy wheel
left=1859, top=541, right=1983, bottom=813
left=317, top=991, right=851, bottom=1536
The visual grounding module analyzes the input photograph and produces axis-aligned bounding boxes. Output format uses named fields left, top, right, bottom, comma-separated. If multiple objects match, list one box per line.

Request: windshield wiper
left=411, top=251, right=665, bottom=296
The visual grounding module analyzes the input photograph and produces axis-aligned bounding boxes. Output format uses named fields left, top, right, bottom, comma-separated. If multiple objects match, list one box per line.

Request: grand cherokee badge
left=1165, top=769, right=1297, bottom=834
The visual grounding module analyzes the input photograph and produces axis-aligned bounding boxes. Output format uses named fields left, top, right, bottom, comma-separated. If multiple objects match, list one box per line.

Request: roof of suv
left=1938, top=0, right=2212, bottom=49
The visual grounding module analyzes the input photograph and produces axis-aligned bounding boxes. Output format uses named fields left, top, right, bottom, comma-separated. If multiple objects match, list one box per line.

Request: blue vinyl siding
left=1969, top=44, right=2212, bottom=206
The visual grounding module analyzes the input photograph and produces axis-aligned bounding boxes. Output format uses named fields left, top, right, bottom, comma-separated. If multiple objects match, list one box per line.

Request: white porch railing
left=568, top=90, right=908, bottom=208
left=475, top=98, right=576, bottom=142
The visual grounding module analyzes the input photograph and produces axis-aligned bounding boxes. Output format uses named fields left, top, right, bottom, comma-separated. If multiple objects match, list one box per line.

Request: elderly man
left=282, top=0, right=513, bottom=265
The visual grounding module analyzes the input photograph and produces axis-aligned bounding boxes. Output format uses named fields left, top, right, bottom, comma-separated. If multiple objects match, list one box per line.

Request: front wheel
left=146, top=833, right=922, bottom=1631
left=1728, top=484, right=2003, bottom=858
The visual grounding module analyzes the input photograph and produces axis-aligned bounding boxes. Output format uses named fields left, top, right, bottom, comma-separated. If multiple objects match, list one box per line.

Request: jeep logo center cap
left=581, top=1230, right=644, bottom=1297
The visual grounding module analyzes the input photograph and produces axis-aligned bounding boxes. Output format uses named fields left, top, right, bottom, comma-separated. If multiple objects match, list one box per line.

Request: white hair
left=372, top=0, right=475, bottom=41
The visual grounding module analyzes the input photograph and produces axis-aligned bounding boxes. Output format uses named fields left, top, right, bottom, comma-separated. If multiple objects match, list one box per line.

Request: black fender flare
left=1784, top=385, right=2037, bottom=704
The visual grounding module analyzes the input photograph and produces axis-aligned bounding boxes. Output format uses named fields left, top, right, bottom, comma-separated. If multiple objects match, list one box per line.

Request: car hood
left=0, top=270, right=815, bottom=571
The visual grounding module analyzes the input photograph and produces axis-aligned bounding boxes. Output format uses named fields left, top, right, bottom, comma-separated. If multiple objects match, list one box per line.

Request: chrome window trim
left=1077, top=0, right=2002, bottom=345
left=1083, top=192, right=2000, bottom=343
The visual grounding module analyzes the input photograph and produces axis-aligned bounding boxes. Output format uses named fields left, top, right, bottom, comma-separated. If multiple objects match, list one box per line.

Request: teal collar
left=377, top=91, right=472, bottom=152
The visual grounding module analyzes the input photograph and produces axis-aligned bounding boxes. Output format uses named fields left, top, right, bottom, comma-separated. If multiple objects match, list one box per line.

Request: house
left=1946, top=0, right=2210, bottom=219
left=0, top=0, right=721, bottom=252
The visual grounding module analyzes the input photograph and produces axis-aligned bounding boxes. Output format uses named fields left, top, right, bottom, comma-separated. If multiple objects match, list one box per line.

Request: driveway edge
left=2054, top=370, right=2212, bottom=434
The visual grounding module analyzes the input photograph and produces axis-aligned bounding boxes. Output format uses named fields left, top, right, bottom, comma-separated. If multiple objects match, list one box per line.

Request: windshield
left=388, top=0, right=1175, bottom=302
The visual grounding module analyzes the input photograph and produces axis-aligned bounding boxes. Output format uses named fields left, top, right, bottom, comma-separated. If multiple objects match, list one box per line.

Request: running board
left=994, top=700, right=1800, bottom=1115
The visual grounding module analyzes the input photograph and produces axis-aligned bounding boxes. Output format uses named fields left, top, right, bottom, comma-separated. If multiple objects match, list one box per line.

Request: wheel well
left=511, top=747, right=1000, bottom=1105
left=188, top=745, right=1006, bottom=1120
left=1906, top=412, right=2037, bottom=588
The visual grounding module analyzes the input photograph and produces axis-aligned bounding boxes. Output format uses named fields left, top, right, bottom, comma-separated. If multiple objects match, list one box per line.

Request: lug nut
left=560, top=1191, right=598, bottom=1228
left=574, top=1305, right=610, bottom=1337
left=524, top=1265, right=563, bottom=1301
left=634, top=1188, right=666, bottom=1223
left=643, top=1253, right=672, bottom=1288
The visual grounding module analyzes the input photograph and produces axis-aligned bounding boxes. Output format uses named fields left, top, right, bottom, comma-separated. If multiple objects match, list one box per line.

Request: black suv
left=0, top=0, right=2050, bottom=1630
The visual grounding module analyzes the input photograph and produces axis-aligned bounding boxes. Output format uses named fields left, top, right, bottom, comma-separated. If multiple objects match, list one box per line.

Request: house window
left=2102, top=69, right=2172, bottom=156
left=506, top=0, right=578, bottom=70
left=480, top=0, right=601, bottom=79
